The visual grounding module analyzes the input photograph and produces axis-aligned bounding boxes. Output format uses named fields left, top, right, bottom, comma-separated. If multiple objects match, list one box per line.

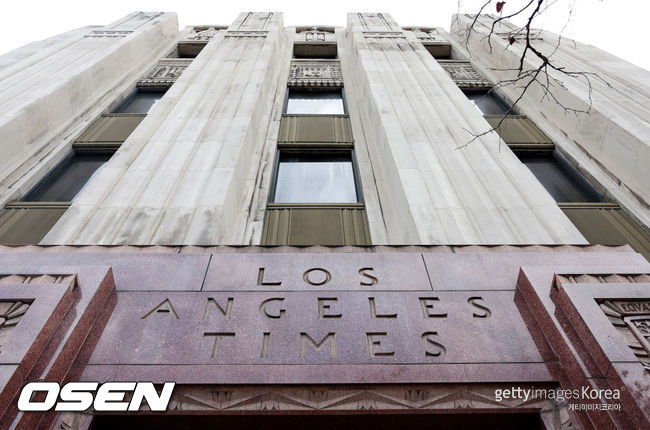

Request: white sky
left=1, top=0, right=649, bottom=70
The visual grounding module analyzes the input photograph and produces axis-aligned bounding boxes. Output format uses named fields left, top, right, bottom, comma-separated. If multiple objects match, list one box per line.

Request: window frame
left=518, top=151, right=605, bottom=203
left=283, top=88, right=348, bottom=115
left=462, top=89, right=514, bottom=116
left=21, top=151, right=113, bottom=203
left=112, top=88, right=166, bottom=114
left=268, top=148, right=363, bottom=205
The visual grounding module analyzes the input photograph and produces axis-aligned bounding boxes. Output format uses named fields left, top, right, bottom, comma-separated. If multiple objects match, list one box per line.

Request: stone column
left=449, top=14, right=650, bottom=231
left=0, top=12, right=179, bottom=204
left=44, top=12, right=287, bottom=245
left=345, top=13, right=585, bottom=244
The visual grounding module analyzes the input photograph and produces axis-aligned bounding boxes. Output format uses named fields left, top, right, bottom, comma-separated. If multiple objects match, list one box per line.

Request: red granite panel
left=0, top=253, right=210, bottom=291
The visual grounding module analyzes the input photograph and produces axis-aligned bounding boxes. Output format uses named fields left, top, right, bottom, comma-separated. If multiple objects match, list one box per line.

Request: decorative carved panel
left=296, top=27, right=336, bottom=43
left=288, top=60, right=343, bottom=87
left=186, top=26, right=223, bottom=41
left=439, top=61, right=492, bottom=88
left=357, top=13, right=398, bottom=32
left=495, top=31, right=543, bottom=42
left=159, top=384, right=573, bottom=429
left=600, top=300, right=650, bottom=372
left=362, top=32, right=406, bottom=39
left=411, top=28, right=446, bottom=42
left=137, top=59, right=192, bottom=88
left=84, top=30, right=133, bottom=38
left=224, top=31, right=268, bottom=38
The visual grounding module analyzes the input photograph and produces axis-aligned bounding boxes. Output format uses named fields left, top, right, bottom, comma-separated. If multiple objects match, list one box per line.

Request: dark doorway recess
left=92, top=412, right=541, bottom=430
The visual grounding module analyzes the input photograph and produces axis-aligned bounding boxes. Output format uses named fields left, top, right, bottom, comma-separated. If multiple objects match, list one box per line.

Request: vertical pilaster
left=345, top=12, right=585, bottom=244
left=43, top=12, right=287, bottom=245
left=0, top=13, right=179, bottom=203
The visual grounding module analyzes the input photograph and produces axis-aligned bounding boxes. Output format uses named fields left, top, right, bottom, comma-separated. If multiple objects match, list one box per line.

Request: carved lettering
left=366, top=332, right=395, bottom=357
left=359, top=267, right=379, bottom=286
left=468, top=297, right=491, bottom=318
left=257, top=268, right=281, bottom=286
left=259, top=297, right=286, bottom=319
left=303, top=268, right=332, bottom=286
left=419, top=297, right=447, bottom=318
left=203, top=298, right=234, bottom=320
left=618, top=301, right=650, bottom=314
left=318, top=298, right=342, bottom=318
left=421, top=331, right=446, bottom=357
left=299, top=332, right=337, bottom=358
left=142, top=299, right=179, bottom=319
left=204, top=332, right=235, bottom=358
left=368, top=297, right=397, bottom=318
left=261, top=332, right=270, bottom=358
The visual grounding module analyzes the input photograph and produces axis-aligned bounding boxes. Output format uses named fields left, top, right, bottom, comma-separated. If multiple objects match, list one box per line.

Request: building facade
left=0, top=11, right=648, bottom=429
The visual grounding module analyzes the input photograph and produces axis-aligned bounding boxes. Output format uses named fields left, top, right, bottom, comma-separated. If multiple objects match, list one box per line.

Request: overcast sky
left=2, top=0, right=649, bottom=70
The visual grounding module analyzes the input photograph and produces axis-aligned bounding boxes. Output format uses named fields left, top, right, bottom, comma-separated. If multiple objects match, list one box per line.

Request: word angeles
left=18, top=382, right=175, bottom=412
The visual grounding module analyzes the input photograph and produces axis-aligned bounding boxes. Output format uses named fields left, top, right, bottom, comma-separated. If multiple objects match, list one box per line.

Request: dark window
left=293, top=44, right=337, bottom=59
left=286, top=89, right=345, bottom=115
left=273, top=151, right=359, bottom=203
left=113, top=90, right=164, bottom=114
left=463, top=90, right=510, bottom=115
left=22, top=153, right=111, bottom=202
left=521, top=154, right=604, bottom=202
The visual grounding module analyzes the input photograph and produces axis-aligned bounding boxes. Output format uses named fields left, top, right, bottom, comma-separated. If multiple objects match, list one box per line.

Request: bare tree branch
left=452, top=0, right=612, bottom=149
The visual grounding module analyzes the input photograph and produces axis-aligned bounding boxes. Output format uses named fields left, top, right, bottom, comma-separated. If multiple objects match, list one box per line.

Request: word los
left=18, top=382, right=175, bottom=412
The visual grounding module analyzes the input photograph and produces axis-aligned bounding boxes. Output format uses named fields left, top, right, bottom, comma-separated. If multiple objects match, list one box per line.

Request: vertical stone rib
left=346, top=13, right=585, bottom=245
left=43, top=12, right=285, bottom=245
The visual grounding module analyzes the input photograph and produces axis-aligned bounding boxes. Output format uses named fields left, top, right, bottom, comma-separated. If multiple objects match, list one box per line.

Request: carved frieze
left=411, top=28, right=445, bottom=42
left=296, top=27, right=336, bottom=43
left=137, top=58, right=193, bottom=88
left=438, top=61, right=492, bottom=89
left=362, top=31, right=406, bottom=39
left=288, top=60, right=343, bottom=87
left=84, top=30, right=133, bottom=38
left=186, top=26, right=223, bottom=41
left=161, top=384, right=572, bottom=428
left=600, top=300, right=650, bottom=372
left=357, top=13, right=398, bottom=32
left=495, top=31, right=543, bottom=42
left=224, top=31, right=268, bottom=38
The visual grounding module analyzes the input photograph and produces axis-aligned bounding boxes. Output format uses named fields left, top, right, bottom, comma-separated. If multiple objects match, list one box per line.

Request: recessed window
left=286, top=89, right=345, bottom=115
left=113, top=90, right=164, bottom=114
left=22, top=153, right=111, bottom=202
left=463, top=90, right=510, bottom=115
left=293, top=44, right=337, bottom=59
left=520, top=154, right=604, bottom=203
left=273, top=151, right=359, bottom=203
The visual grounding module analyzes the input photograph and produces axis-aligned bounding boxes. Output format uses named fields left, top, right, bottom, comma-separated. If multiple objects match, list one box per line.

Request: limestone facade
left=0, top=12, right=646, bottom=247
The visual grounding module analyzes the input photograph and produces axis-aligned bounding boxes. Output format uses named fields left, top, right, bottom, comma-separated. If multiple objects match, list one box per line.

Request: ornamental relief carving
left=439, top=61, right=492, bottom=89
left=138, top=59, right=192, bottom=88
left=84, top=30, right=133, bottom=38
left=224, top=31, right=269, bottom=38
left=295, top=27, right=336, bottom=43
left=186, top=26, right=223, bottom=41
left=161, top=385, right=572, bottom=429
left=362, top=31, right=406, bottom=39
left=288, top=60, right=343, bottom=87
left=411, top=28, right=445, bottom=42
left=600, top=300, right=650, bottom=372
